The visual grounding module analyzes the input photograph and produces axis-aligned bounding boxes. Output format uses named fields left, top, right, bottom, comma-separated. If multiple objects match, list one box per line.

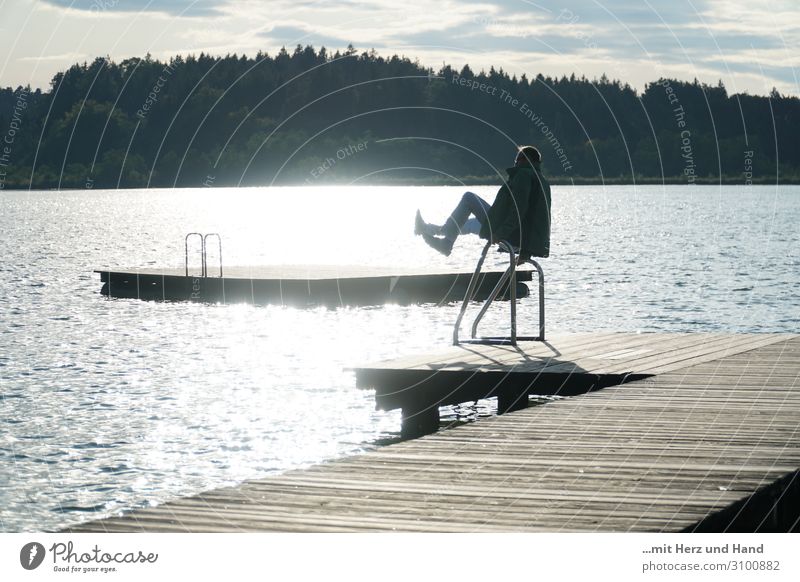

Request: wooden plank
left=641, top=335, right=794, bottom=375
left=357, top=332, right=624, bottom=372
left=356, top=334, right=794, bottom=417
left=362, top=333, right=693, bottom=373
left=472, top=333, right=691, bottom=371
left=595, top=334, right=786, bottom=374
left=357, top=333, right=782, bottom=377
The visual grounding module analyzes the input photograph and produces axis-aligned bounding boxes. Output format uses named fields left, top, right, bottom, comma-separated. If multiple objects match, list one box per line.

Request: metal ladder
left=452, top=240, right=545, bottom=346
left=185, top=233, right=223, bottom=277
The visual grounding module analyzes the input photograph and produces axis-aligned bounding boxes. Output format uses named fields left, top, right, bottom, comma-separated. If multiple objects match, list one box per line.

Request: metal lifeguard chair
left=453, top=240, right=545, bottom=346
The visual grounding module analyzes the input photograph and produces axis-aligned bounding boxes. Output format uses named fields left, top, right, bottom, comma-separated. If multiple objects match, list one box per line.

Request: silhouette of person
left=415, top=145, right=551, bottom=263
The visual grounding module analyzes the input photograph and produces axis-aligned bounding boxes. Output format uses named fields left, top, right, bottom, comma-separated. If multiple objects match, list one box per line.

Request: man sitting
left=415, top=145, right=551, bottom=264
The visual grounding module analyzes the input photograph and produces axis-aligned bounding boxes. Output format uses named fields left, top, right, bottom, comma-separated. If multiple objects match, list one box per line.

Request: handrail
left=470, top=241, right=517, bottom=341
left=453, top=239, right=545, bottom=346
left=452, top=241, right=492, bottom=345
left=185, top=233, right=204, bottom=277
left=203, top=233, right=223, bottom=278
left=184, top=233, right=223, bottom=278
left=528, top=258, right=545, bottom=341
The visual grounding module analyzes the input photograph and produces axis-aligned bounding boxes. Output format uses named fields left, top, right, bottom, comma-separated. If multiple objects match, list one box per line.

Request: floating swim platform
left=96, top=265, right=532, bottom=307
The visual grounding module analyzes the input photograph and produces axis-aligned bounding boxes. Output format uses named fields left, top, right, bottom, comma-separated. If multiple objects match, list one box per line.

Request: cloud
left=40, top=0, right=226, bottom=17
left=6, top=0, right=797, bottom=95
left=450, top=0, right=713, bottom=25
left=702, top=54, right=799, bottom=89
left=260, top=25, right=353, bottom=49
left=18, top=51, right=88, bottom=62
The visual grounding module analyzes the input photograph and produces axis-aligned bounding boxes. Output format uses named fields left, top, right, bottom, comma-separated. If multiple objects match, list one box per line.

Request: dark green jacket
left=479, top=163, right=551, bottom=257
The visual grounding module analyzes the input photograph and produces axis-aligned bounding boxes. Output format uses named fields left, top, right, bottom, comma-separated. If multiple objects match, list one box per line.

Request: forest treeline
left=1, top=45, right=798, bottom=190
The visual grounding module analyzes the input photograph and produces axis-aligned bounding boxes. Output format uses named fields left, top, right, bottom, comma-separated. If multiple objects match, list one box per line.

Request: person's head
left=515, top=145, right=541, bottom=167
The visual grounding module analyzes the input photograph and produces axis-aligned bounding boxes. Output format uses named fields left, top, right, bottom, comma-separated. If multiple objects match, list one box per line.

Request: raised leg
left=441, top=192, right=492, bottom=241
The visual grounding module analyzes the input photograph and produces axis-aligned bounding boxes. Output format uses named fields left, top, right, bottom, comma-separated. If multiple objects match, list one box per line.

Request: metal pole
left=185, top=233, right=203, bottom=277
left=470, top=266, right=513, bottom=339
left=203, top=233, right=223, bottom=277
left=469, top=240, right=517, bottom=344
left=526, top=258, right=545, bottom=341
left=504, top=242, right=517, bottom=345
left=453, top=241, right=492, bottom=345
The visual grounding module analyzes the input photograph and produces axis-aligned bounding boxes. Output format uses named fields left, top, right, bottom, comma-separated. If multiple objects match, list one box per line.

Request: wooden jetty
left=66, top=333, right=800, bottom=533
left=355, top=332, right=791, bottom=437
left=96, top=265, right=532, bottom=307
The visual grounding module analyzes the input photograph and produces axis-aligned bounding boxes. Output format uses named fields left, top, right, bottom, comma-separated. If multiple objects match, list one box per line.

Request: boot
left=414, top=210, right=438, bottom=236
left=422, top=232, right=454, bottom=256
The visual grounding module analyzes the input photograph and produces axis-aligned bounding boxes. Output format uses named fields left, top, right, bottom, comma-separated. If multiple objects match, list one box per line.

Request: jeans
left=442, top=192, right=492, bottom=241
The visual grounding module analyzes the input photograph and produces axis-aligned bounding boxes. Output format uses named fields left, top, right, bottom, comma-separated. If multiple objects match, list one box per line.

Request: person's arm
left=493, top=170, right=532, bottom=242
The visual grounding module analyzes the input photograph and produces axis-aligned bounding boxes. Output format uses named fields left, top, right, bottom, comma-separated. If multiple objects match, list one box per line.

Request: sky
left=0, top=0, right=798, bottom=96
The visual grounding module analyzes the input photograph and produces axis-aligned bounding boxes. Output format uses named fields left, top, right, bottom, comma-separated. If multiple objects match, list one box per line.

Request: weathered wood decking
left=355, top=332, right=792, bottom=436
left=66, top=333, right=800, bottom=533
left=96, top=265, right=532, bottom=306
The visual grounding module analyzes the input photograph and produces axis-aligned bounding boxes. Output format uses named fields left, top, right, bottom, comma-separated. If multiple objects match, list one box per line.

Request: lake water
left=1, top=184, right=798, bottom=532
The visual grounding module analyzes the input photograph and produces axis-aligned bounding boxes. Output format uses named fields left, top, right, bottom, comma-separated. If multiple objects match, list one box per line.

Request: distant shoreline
left=352, top=175, right=798, bottom=187
left=1, top=175, right=797, bottom=191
